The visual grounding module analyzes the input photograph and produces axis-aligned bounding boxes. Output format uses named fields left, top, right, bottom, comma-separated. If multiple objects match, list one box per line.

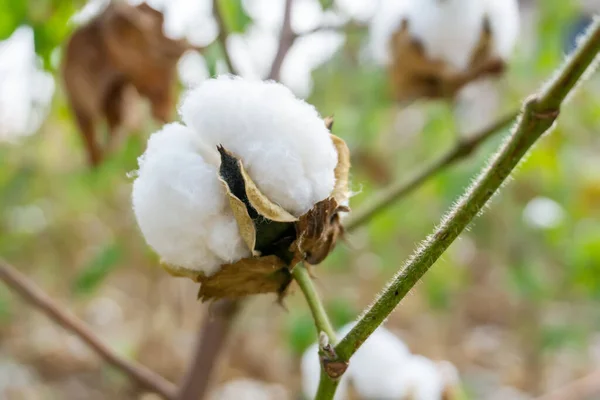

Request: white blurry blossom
left=301, top=323, right=458, bottom=400
left=522, top=197, right=565, bottom=230
left=178, top=50, right=210, bottom=88
left=369, top=0, right=519, bottom=69
left=132, top=76, right=338, bottom=275
left=0, top=26, right=54, bottom=142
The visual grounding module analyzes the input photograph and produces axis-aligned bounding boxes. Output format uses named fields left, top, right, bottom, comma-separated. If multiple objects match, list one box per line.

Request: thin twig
left=177, top=299, right=239, bottom=400
left=0, top=258, right=177, bottom=400
left=267, top=0, right=295, bottom=81
left=212, top=0, right=236, bottom=74
left=536, top=369, right=600, bottom=400
left=316, top=18, right=600, bottom=400
left=292, top=265, right=337, bottom=342
left=345, top=110, right=519, bottom=232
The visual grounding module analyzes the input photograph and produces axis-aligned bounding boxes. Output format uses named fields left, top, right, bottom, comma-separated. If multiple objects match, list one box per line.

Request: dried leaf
left=197, top=255, right=291, bottom=301
left=324, top=115, right=334, bottom=131
left=62, top=2, right=193, bottom=167
left=292, top=197, right=346, bottom=265
left=330, top=134, right=351, bottom=204
left=160, top=263, right=201, bottom=282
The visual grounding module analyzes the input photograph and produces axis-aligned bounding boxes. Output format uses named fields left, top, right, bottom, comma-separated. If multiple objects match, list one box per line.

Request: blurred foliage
left=0, top=0, right=600, bottom=399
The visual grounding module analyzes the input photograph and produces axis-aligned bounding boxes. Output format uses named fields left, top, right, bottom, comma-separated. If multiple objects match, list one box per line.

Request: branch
left=0, top=258, right=177, bottom=400
left=292, top=265, right=336, bottom=342
left=212, top=0, right=236, bottom=75
left=177, top=299, right=239, bottom=400
left=267, top=0, right=295, bottom=81
left=344, top=110, right=519, bottom=232
left=317, top=18, right=600, bottom=399
left=536, top=369, right=600, bottom=400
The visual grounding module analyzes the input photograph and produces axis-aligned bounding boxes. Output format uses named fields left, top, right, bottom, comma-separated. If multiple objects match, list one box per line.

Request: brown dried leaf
left=197, top=255, right=291, bottom=301
left=330, top=134, right=351, bottom=204
left=324, top=115, right=334, bottom=131
left=292, top=197, right=346, bottom=266
left=62, top=2, right=194, bottom=167
left=160, top=263, right=201, bottom=282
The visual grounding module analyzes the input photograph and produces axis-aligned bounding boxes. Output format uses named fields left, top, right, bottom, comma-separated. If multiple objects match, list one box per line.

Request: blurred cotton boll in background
left=132, top=76, right=338, bottom=278
left=0, top=26, right=54, bottom=142
left=522, top=197, right=566, bottom=230
left=301, top=322, right=459, bottom=400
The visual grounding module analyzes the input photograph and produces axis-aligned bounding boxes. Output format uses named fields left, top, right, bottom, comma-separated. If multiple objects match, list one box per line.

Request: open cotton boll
left=341, top=322, right=413, bottom=399
left=485, top=0, right=520, bottom=59
left=370, top=0, right=519, bottom=70
left=179, top=76, right=338, bottom=216
left=301, top=341, right=350, bottom=400
left=402, top=355, right=449, bottom=400
left=132, top=123, right=250, bottom=275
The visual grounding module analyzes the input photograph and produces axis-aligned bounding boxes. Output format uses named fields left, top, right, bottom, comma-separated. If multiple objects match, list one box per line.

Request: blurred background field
left=1, top=0, right=600, bottom=399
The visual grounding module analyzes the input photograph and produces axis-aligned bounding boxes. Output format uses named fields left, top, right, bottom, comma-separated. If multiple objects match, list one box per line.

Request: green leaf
left=217, top=0, right=251, bottom=34
left=73, top=243, right=123, bottom=296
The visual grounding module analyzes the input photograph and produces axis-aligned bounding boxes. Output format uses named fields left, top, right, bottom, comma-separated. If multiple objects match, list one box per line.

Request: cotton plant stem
left=315, top=18, right=600, bottom=400
left=212, top=0, right=236, bottom=74
left=292, top=265, right=337, bottom=342
left=177, top=299, right=239, bottom=400
left=267, top=0, right=295, bottom=81
left=344, top=110, right=518, bottom=232
left=0, top=258, right=177, bottom=400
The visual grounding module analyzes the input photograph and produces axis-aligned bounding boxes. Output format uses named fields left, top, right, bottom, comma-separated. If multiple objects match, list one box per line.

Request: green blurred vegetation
left=1, top=0, right=599, bottom=398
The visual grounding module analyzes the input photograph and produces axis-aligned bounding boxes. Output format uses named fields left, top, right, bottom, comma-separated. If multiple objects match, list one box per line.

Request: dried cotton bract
left=369, top=0, right=519, bottom=102
left=132, top=76, right=350, bottom=301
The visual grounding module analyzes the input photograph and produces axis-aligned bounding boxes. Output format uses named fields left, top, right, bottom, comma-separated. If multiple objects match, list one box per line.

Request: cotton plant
left=131, top=76, right=351, bottom=301
left=302, top=323, right=460, bottom=400
left=369, top=0, right=520, bottom=103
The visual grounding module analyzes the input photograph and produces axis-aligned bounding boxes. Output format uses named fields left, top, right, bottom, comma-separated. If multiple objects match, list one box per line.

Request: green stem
left=315, top=370, right=340, bottom=400
left=334, top=17, right=600, bottom=370
left=345, top=110, right=518, bottom=232
left=292, top=265, right=337, bottom=342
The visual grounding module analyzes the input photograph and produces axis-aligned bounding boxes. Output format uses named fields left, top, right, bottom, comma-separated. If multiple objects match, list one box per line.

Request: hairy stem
left=334, top=18, right=600, bottom=366
left=345, top=110, right=518, bottom=231
left=292, top=265, right=337, bottom=342
left=0, top=259, right=177, bottom=400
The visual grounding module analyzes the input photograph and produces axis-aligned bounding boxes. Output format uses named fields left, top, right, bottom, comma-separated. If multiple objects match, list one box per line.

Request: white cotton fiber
left=301, top=342, right=350, bottom=400
left=485, top=0, right=520, bottom=59
left=369, top=0, right=519, bottom=70
left=341, top=322, right=413, bottom=399
left=132, top=123, right=250, bottom=275
left=179, top=76, right=337, bottom=216
left=301, top=323, right=458, bottom=400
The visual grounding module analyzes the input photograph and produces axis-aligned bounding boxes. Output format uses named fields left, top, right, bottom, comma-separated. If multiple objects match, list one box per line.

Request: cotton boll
left=370, top=0, right=518, bottom=70
left=486, top=0, right=520, bottom=59
left=301, top=342, right=350, bottom=400
left=179, top=76, right=338, bottom=216
left=132, top=123, right=249, bottom=275
left=342, top=323, right=413, bottom=399
left=402, top=355, right=448, bottom=400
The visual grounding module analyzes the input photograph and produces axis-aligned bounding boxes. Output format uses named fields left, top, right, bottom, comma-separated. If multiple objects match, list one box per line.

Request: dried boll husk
left=162, top=117, right=351, bottom=302
left=389, top=18, right=505, bottom=103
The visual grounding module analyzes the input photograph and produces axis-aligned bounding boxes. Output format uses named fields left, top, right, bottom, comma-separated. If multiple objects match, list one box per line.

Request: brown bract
left=177, top=117, right=351, bottom=302
left=62, top=2, right=198, bottom=167
left=389, top=18, right=505, bottom=103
